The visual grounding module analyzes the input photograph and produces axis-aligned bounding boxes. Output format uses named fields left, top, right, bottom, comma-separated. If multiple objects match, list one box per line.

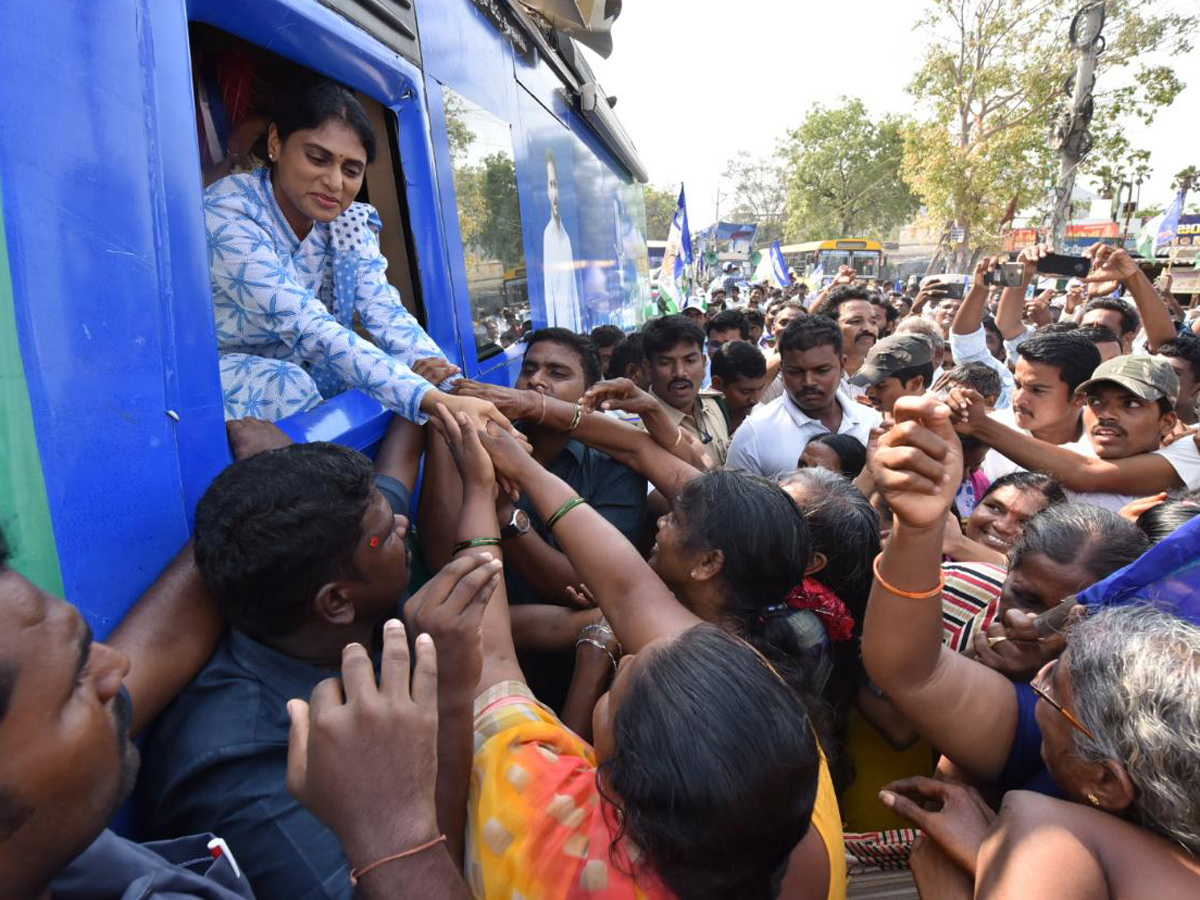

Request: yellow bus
left=779, top=239, right=886, bottom=287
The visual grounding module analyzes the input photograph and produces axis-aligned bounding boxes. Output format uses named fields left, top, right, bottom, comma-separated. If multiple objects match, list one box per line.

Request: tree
left=642, top=184, right=679, bottom=241
left=904, top=0, right=1195, bottom=269
left=722, top=151, right=789, bottom=244
left=1173, top=166, right=1199, bottom=194
left=779, top=98, right=920, bottom=241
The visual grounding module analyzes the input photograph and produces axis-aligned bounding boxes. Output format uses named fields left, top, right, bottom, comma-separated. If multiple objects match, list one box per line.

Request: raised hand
left=580, top=378, right=658, bottom=417
left=404, top=553, right=503, bottom=695
left=1015, top=243, right=1050, bottom=289
left=226, top=417, right=293, bottom=460
left=879, top=777, right=996, bottom=875
left=413, top=357, right=462, bottom=386
left=431, top=405, right=496, bottom=492
left=286, top=620, right=441, bottom=869
left=1085, top=243, right=1140, bottom=290
left=972, top=255, right=1001, bottom=288
left=451, top=379, right=539, bottom=422
left=476, top=419, right=540, bottom=485
left=870, top=395, right=963, bottom=531
left=943, top=386, right=989, bottom=435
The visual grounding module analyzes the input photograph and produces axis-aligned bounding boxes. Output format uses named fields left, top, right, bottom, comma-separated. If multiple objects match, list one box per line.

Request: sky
left=582, top=0, right=1200, bottom=233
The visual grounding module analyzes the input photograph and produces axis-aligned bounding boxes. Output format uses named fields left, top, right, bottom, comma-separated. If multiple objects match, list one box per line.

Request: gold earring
left=690, top=570, right=699, bottom=579
left=1086, top=793, right=1100, bottom=806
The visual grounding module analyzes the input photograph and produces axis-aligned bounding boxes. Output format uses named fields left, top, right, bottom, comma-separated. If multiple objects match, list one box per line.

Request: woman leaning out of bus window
left=206, top=79, right=507, bottom=430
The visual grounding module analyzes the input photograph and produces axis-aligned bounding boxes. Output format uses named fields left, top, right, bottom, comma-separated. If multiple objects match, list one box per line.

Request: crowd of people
left=5, top=78, right=1200, bottom=900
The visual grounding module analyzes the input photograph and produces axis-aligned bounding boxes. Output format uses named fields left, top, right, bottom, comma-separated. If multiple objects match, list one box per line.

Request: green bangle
left=452, top=537, right=502, bottom=555
left=545, top=496, right=587, bottom=530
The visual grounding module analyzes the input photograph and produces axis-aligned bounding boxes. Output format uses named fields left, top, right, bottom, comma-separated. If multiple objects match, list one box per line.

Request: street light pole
left=1049, top=2, right=1106, bottom=250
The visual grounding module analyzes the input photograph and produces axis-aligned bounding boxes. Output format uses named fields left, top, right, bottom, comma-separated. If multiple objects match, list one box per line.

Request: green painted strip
left=0, top=186, right=64, bottom=594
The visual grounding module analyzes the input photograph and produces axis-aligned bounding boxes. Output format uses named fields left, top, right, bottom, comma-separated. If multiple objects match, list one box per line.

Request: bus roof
left=779, top=239, right=884, bottom=253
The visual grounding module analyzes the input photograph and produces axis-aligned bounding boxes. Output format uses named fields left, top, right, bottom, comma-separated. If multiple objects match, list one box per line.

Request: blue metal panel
left=0, top=0, right=466, bottom=633
left=0, top=0, right=226, bottom=633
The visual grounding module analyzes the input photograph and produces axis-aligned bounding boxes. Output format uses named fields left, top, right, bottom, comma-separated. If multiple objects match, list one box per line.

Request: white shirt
left=981, top=407, right=1200, bottom=510
left=543, top=217, right=581, bottom=332
left=727, top=389, right=882, bottom=481
left=949, top=326, right=1013, bottom=409
left=1067, top=439, right=1200, bottom=511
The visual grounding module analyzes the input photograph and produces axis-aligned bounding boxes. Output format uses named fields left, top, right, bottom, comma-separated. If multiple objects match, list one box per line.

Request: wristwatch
left=500, top=507, right=531, bottom=540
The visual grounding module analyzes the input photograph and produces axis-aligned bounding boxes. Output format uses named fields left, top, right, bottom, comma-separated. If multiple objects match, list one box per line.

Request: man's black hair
left=642, top=314, right=706, bottom=358
left=888, top=362, right=936, bottom=390
left=590, top=324, right=626, bottom=350
left=935, top=361, right=1002, bottom=401
left=193, top=443, right=376, bottom=641
left=869, top=294, right=900, bottom=324
left=1037, top=321, right=1080, bottom=335
left=1082, top=297, right=1140, bottom=337
left=982, top=314, right=1002, bottom=341
left=525, top=327, right=602, bottom=387
left=1075, top=324, right=1122, bottom=349
left=711, top=340, right=767, bottom=383
left=1158, top=335, right=1200, bottom=383
left=1016, top=332, right=1102, bottom=393
left=812, top=284, right=872, bottom=321
left=779, top=314, right=843, bottom=356
left=705, top=309, right=750, bottom=340
left=607, top=333, right=645, bottom=379
left=744, top=308, right=765, bottom=330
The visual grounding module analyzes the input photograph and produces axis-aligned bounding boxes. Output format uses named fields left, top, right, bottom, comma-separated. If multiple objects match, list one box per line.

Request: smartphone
left=1036, top=253, right=1091, bottom=278
left=940, top=280, right=966, bottom=300
left=985, top=262, right=1026, bottom=287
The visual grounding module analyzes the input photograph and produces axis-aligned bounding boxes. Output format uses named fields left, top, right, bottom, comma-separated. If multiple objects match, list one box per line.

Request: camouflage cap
left=850, top=333, right=934, bottom=387
left=1075, top=354, right=1179, bottom=405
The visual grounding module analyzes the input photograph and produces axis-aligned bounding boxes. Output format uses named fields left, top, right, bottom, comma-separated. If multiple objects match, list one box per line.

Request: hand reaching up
left=870, top=395, right=963, bottom=531
left=287, top=621, right=440, bottom=870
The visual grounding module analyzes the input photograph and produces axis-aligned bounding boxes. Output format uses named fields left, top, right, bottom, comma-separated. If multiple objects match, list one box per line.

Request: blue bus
left=0, top=0, right=651, bottom=634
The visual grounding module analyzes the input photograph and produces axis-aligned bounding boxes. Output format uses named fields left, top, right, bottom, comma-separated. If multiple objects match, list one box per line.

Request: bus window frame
left=186, top=0, right=462, bottom=450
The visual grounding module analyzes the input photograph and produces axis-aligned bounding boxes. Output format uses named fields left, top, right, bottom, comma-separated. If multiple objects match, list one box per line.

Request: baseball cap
left=850, top=334, right=934, bottom=387
left=682, top=295, right=706, bottom=313
left=1074, top=354, right=1179, bottom=406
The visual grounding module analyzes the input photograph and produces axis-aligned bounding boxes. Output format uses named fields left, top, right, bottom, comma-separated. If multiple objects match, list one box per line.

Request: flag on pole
left=1156, top=187, right=1188, bottom=253
left=768, top=240, right=790, bottom=288
left=658, top=186, right=692, bottom=314
left=1076, top=514, right=1200, bottom=626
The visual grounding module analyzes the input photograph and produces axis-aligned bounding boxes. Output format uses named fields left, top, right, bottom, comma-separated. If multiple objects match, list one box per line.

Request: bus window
left=851, top=250, right=881, bottom=278
left=442, top=88, right=530, bottom=363
left=188, top=24, right=427, bottom=421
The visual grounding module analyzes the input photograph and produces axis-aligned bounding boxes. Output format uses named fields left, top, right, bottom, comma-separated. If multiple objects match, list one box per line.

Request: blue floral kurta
left=206, top=168, right=448, bottom=422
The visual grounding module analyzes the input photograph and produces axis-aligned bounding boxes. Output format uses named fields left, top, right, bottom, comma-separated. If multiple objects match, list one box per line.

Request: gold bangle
left=536, top=390, right=547, bottom=425
left=872, top=553, right=945, bottom=600
left=567, top=401, right=583, bottom=432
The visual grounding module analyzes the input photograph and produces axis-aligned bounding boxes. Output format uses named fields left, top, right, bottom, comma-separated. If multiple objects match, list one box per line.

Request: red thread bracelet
left=349, top=834, right=447, bottom=887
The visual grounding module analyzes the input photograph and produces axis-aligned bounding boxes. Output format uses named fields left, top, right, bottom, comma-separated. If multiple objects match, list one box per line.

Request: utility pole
left=1048, top=2, right=1105, bottom=250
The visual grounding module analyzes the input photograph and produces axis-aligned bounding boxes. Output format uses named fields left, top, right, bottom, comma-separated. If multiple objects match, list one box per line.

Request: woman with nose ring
left=205, top=80, right=506, bottom=432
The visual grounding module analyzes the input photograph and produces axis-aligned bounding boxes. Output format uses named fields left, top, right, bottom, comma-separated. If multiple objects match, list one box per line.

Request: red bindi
left=369, top=536, right=380, bottom=548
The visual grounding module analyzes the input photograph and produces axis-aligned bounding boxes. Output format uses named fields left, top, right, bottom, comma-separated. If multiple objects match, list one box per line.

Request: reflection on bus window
left=443, top=88, right=529, bottom=363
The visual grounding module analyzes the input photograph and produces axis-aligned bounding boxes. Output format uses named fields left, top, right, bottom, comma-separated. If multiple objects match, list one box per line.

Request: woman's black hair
left=674, top=470, right=833, bottom=756
left=782, top=467, right=881, bottom=790
left=1136, top=498, right=1200, bottom=544
left=1010, top=503, right=1150, bottom=580
left=601, top=624, right=820, bottom=900
left=810, top=433, right=868, bottom=480
left=272, top=79, right=377, bottom=163
left=980, top=471, right=1067, bottom=507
